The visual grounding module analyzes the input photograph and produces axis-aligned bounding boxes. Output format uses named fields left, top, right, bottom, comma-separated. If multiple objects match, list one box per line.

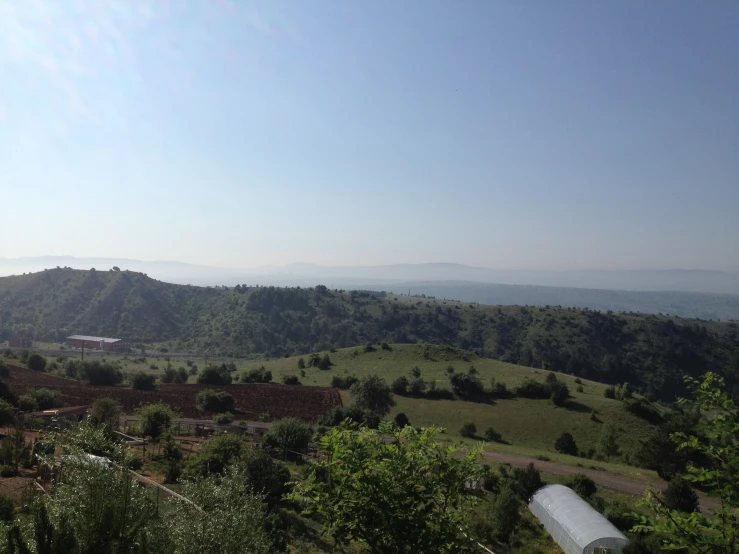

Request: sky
left=1, top=0, right=737, bottom=272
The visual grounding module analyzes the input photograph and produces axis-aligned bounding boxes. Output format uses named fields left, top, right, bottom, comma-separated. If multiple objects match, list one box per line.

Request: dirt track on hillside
left=482, top=450, right=719, bottom=513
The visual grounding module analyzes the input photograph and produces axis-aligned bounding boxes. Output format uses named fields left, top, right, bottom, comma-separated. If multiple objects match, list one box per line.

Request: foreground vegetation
left=1, top=269, right=738, bottom=401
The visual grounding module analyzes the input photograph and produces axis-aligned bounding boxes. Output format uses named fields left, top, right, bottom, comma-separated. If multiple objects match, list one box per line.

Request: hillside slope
left=1, top=268, right=738, bottom=399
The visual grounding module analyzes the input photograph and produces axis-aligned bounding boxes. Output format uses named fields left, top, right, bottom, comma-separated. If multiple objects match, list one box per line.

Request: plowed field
left=4, top=363, right=342, bottom=421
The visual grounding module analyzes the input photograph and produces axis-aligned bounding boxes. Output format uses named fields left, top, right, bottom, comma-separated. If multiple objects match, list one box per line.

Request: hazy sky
left=1, top=1, right=737, bottom=271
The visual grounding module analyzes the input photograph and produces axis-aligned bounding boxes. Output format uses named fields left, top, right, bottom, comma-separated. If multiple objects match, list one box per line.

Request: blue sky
left=1, top=1, right=737, bottom=271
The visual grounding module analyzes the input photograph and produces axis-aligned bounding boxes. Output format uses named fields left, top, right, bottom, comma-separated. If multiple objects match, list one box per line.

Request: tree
left=0, top=399, right=14, bottom=428
left=185, top=434, right=243, bottom=478
left=196, top=390, right=234, bottom=413
left=391, top=376, right=409, bottom=395
left=88, top=398, right=122, bottom=432
left=598, top=424, right=620, bottom=461
left=130, top=371, right=156, bottom=391
left=511, top=463, right=543, bottom=500
left=350, top=375, right=395, bottom=416
left=491, top=485, right=521, bottom=542
left=550, top=381, right=570, bottom=406
left=288, top=424, right=482, bottom=553
left=27, top=353, right=47, bottom=372
left=241, top=366, right=272, bottom=383
left=449, top=370, right=484, bottom=400
left=635, top=373, right=739, bottom=552
left=484, top=427, right=502, bottom=442
left=318, top=354, right=333, bottom=370
left=0, top=493, right=13, bottom=522
left=165, top=466, right=283, bottom=554
left=566, top=474, right=598, bottom=499
left=394, top=412, right=410, bottom=428
left=297, top=357, right=306, bottom=369
left=281, top=374, right=300, bottom=385
left=77, top=361, right=123, bottom=385
left=662, top=476, right=699, bottom=514
left=197, top=365, right=232, bottom=385
left=411, top=366, right=421, bottom=378
left=237, top=446, right=291, bottom=508
left=135, top=403, right=175, bottom=440
left=263, top=417, right=312, bottom=452
left=460, top=422, right=477, bottom=438
left=554, top=432, right=578, bottom=456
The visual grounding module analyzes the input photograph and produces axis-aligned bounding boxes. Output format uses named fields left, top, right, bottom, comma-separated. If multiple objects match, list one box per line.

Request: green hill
left=1, top=268, right=738, bottom=400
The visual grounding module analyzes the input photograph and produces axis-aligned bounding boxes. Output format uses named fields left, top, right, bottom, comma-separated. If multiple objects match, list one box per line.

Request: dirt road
left=482, top=450, right=719, bottom=513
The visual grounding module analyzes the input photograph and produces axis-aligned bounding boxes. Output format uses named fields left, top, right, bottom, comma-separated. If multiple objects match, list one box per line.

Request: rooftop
left=67, top=335, right=122, bottom=343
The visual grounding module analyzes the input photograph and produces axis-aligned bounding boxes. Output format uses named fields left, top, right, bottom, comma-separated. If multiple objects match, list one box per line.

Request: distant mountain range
left=2, top=256, right=738, bottom=319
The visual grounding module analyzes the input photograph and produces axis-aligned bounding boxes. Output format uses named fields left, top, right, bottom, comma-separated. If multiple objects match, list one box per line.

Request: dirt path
left=482, top=450, right=719, bottom=513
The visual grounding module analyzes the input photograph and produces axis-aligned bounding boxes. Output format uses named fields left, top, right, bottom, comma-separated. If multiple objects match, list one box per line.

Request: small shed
left=529, top=484, right=629, bottom=554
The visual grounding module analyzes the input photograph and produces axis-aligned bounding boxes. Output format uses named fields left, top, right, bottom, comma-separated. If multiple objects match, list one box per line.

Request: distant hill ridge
left=1, top=268, right=738, bottom=401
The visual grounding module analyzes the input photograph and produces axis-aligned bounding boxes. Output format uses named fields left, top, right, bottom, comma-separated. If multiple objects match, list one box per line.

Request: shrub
left=350, top=375, right=395, bottom=416
left=330, top=375, right=358, bottom=390
left=545, top=372, right=558, bottom=385
left=319, top=406, right=379, bottom=428
left=460, top=422, right=477, bottom=438
left=317, top=354, right=332, bottom=370
left=484, top=427, right=502, bottom=442
left=515, top=378, right=550, bottom=399
left=196, top=390, right=234, bottom=413
left=161, top=366, right=188, bottom=384
left=241, top=366, right=272, bottom=383
left=491, top=381, right=509, bottom=398
left=554, top=432, right=578, bottom=456
left=297, top=357, right=306, bottom=369
left=624, top=398, right=663, bottom=424
left=491, top=485, right=521, bottom=542
left=604, top=385, right=617, bottom=399
left=407, top=377, right=427, bottom=397
left=185, top=434, right=242, bottom=478
left=380, top=342, right=392, bottom=351
left=89, top=398, right=122, bottom=431
left=78, top=361, right=123, bottom=386
left=574, top=377, right=582, bottom=384
left=131, top=372, right=156, bottom=391
left=566, top=473, right=598, bottom=499
left=512, top=463, right=543, bottom=500
left=197, top=365, right=232, bottom=385
left=17, top=394, right=38, bottom=412
left=603, top=500, right=636, bottom=532
left=263, top=418, right=312, bottom=452
left=238, top=447, right=291, bottom=507
left=136, top=403, right=175, bottom=440
left=27, top=353, right=47, bottom=372
left=282, top=375, right=300, bottom=385
left=363, top=343, right=376, bottom=353
left=0, top=493, right=13, bottom=522
left=577, top=385, right=584, bottom=393
left=213, top=412, right=234, bottom=425
left=0, top=362, right=9, bottom=379
left=663, top=475, right=699, bottom=513
left=0, top=399, right=14, bottom=427
left=391, top=376, right=409, bottom=395
left=394, top=412, right=410, bottom=428
left=425, top=386, right=455, bottom=400
left=449, top=370, right=484, bottom=400
left=550, top=381, right=570, bottom=406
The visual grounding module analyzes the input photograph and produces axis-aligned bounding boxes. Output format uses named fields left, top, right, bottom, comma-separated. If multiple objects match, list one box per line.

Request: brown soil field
left=4, top=363, right=342, bottom=422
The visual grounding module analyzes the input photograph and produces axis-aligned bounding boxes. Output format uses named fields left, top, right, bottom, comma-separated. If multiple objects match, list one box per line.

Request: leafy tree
left=281, top=374, right=300, bottom=385
left=391, top=376, right=409, bottom=395
left=185, top=433, right=242, bottom=478
left=350, top=375, right=395, bottom=416
left=241, top=366, right=272, bottom=383
left=213, top=412, right=234, bottom=425
left=484, top=427, right=502, bottom=442
left=662, top=475, right=699, bottom=514
left=460, top=422, right=477, bottom=438
left=598, top=424, right=620, bottom=461
left=263, top=417, right=312, bottom=452
left=491, top=485, right=521, bottom=542
left=449, top=369, right=484, bottom=400
left=407, top=377, right=427, bottom=397
left=297, top=357, right=306, bottom=369
left=165, top=466, right=284, bottom=554
left=196, top=389, right=234, bottom=413
left=77, top=361, right=123, bottom=386
left=0, top=493, right=13, bottom=522
left=604, top=385, right=617, bottom=399
left=633, top=409, right=702, bottom=480
left=17, top=393, right=38, bottom=412
left=0, top=399, right=14, bottom=427
left=237, top=446, right=291, bottom=508
left=0, top=424, right=32, bottom=475
left=27, top=353, right=47, bottom=372
left=0, top=361, right=9, bottom=379
left=288, top=424, right=481, bottom=553
left=410, top=366, right=421, bottom=379
left=511, top=462, right=543, bottom=500
left=554, top=432, right=578, bottom=455
left=318, top=354, right=333, bottom=370
left=88, top=398, right=122, bottom=432
left=161, top=366, right=188, bottom=384
left=566, top=474, right=598, bottom=499
left=135, top=403, right=175, bottom=440
left=514, top=378, right=549, bottom=399
left=394, top=412, right=410, bottom=428
left=545, top=372, right=558, bottom=385
left=30, top=388, right=61, bottom=410
left=197, top=364, right=232, bottom=385
left=331, top=375, right=358, bottom=390
left=130, top=371, right=156, bottom=391
left=635, top=373, right=739, bottom=552
left=550, top=381, right=570, bottom=406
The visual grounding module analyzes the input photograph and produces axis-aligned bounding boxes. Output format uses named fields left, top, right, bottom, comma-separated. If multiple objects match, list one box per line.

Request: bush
left=603, top=500, right=636, bottom=532
left=554, top=432, right=579, bottom=455
left=380, top=342, right=392, bottom=351
left=196, top=390, right=235, bottom=413
left=263, top=418, right=312, bottom=452
left=0, top=493, right=13, bottom=522
left=574, top=377, right=582, bottom=384
left=394, top=412, right=410, bottom=428
left=297, top=357, right=306, bottom=369
left=604, top=385, right=617, bottom=399
left=317, top=354, right=332, bottom=370
left=282, top=375, right=300, bottom=385
left=425, top=386, right=455, bottom=400
left=460, top=422, right=477, bottom=438
left=491, top=381, right=509, bottom=398
left=515, top=379, right=549, bottom=399
left=577, top=385, right=584, bottom=393
left=449, top=370, right=484, bottom=400
left=492, top=485, right=521, bottom=542
left=624, top=398, right=663, bottom=424
left=0, top=362, right=9, bottom=379
left=240, top=366, right=272, bottom=383
left=0, top=399, right=15, bottom=427
left=319, top=406, right=379, bottom=428
left=161, top=366, right=188, bottom=384
left=512, top=463, right=543, bottom=500
left=663, top=475, right=699, bottom=513
left=78, top=361, right=123, bottom=386
left=391, top=376, right=410, bottom=395
left=136, top=403, right=176, bottom=440
left=89, top=398, right=122, bottom=431
left=238, top=447, right=291, bottom=507
left=566, top=473, right=598, bottom=499
left=484, top=427, right=502, bottom=442
left=185, top=434, right=242, bottom=478
left=27, top=353, right=47, bottom=372
left=331, top=375, right=358, bottom=390
left=17, top=394, right=38, bottom=412
left=350, top=375, right=395, bottom=416
left=213, top=412, right=234, bottom=425
left=550, top=381, right=570, bottom=406
left=407, top=377, right=427, bottom=397
left=363, top=343, right=376, bottom=353
left=197, top=365, right=232, bottom=385
left=131, top=372, right=156, bottom=391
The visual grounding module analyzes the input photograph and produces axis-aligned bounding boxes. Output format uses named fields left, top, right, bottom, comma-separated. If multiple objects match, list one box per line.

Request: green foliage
left=565, top=473, right=598, bottom=499
left=350, top=375, right=395, bottom=416
left=196, top=389, right=234, bottom=413
left=604, top=385, right=617, bottom=399
left=394, top=412, right=410, bottom=428
left=289, top=424, right=481, bottom=553
left=491, top=485, right=521, bottom=542
left=88, top=398, right=122, bottom=432
left=484, top=427, right=502, bottom=442
left=598, top=423, right=620, bottom=460
left=185, top=433, right=242, bottom=478
left=460, top=421, right=477, bottom=438
left=130, top=371, right=156, bottom=391
left=27, top=352, right=47, bottom=372
left=0, top=361, right=9, bottom=379
left=263, top=418, right=312, bottom=452
left=213, top=412, right=234, bottom=425
left=554, top=431, right=578, bottom=455
left=197, top=364, right=232, bottom=385
left=165, top=466, right=284, bottom=554
left=0, top=424, right=32, bottom=475
left=0, top=493, right=13, bottom=522
left=449, top=368, right=484, bottom=399
left=511, top=462, right=543, bottom=501
left=330, top=375, right=358, bottom=389
left=237, top=447, right=291, bottom=508
left=240, top=366, right=272, bottom=383
left=662, top=475, right=699, bottom=513
left=76, top=361, right=123, bottom=386
left=635, top=373, right=739, bottom=552
left=161, top=366, right=188, bottom=383
left=17, top=393, right=38, bottom=412
left=623, top=397, right=663, bottom=423
left=297, top=357, right=305, bottom=369
left=319, top=406, right=380, bottom=429
left=633, top=409, right=701, bottom=480
left=281, top=374, right=300, bottom=385
left=135, top=403, right=175, bottom=440
left=549, top=380, right=570, bottom=406
left=0, top=399, right=14, bottom=427
left=515, top=378, right=550, bottom=399
left=317, top=354, right=333, bottom=370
